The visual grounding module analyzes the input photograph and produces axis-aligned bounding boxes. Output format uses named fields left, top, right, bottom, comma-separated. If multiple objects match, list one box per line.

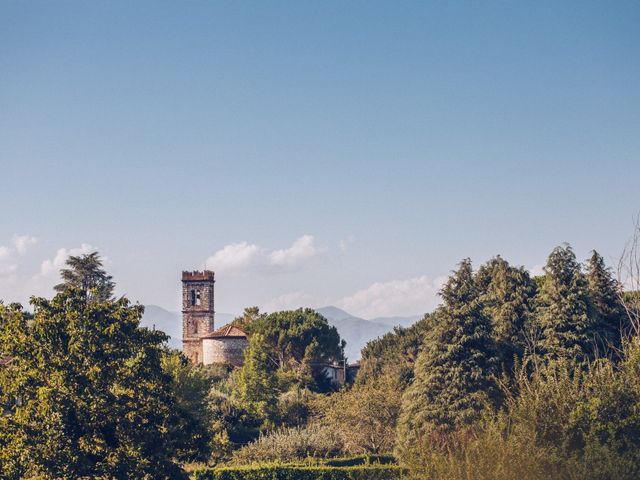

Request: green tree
left=54, top=251, right=115, bottom=302
left=230, top=309, right=344, bottom=430
left=585, top=250, right=626, bottom=353
left=396, top=259, right=501, bottom=463
left=535, top=245, right=593, bottom=362
left=161, top=350, right=213, bottom=463
left=358, top=313, right=434, bottom=388
left=317, top=373, right=403, bottom=454
left=245, top=308, right=344, bottom=392
left=230, top=306, right=264, bottom=330
left=475, top=256, right=536, bottom=371
left=230, top=333, right=280, bottom=428
left=207, top=386, right=262, bottom=464
left=0, top=291, right=192, bottom=479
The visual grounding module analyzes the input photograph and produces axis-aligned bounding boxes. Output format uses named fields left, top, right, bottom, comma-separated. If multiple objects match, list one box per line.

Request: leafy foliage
left=245, top=308, right=344, bottom=390
left=162, top=350, right=214, bottom=463
left=230, top=308, right=344, bottom=430
left=230, top=333, right=281, bottom=428
left=585, top=250, right=627, bottom=353
left=0, top=291, right=194, bottom=479
left=315, top=374, right=402, bottom=454
left=230, top=307, right=264, bottom=331
left=54, top=251, right=115, bottom=302
left=192, top=463, right=406, bottom=480
left=358, top=314, right=433, bottom=388
left=535, top=245, right=593, bottom=361
left=396, top=259, right=501, bottom=463
left=230, top=424, right=343, bottom=464
left=475, top=255, right=536, bottom=371
left=401, top=353, right=640, bottom=480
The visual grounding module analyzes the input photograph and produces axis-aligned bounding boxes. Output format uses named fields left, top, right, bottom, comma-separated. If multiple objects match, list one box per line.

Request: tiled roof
left=201, top=324, right=247, bottom=339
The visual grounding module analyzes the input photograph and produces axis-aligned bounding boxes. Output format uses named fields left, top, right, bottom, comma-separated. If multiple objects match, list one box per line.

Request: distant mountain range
left=314, top=307, right=421, bottom=360
left=140, top=305, right=422, bottom=360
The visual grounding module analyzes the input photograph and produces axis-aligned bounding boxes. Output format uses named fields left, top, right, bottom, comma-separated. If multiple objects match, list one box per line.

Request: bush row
left=191, top=464, right=406, bottom=480
left=324, top=455, right=396, bottom=466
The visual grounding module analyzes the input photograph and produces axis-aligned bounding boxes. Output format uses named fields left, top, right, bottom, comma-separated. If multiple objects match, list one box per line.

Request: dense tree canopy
left=535, top=245, right=593, bottom=362
left=585, top=250, right=627, bottom=353
left=230, top=309, right=344, bottom=429
left=396, top=260, right=501, bottom=462
left=245, top=308, right=344, bottom=390
left=358, top=313, right=433, bottom=387
left=2, top=241, right=637, bottom=478
left=475, top=256, right=536, bottom=370
left=0, top=290, right=201, bottom=479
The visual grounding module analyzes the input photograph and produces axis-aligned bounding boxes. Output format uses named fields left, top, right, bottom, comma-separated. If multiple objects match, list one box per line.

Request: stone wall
left=182, top=270, right=215, bottom=364
left=183, top=339, right=203, bottom=364
left=202, top=337, right=249, bottom=366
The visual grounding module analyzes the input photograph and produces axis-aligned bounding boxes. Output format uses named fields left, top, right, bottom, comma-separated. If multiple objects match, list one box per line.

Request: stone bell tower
left=182, top=270, right=215, bottom=363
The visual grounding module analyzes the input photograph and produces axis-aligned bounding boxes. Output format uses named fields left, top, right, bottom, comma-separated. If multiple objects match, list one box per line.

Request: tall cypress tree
left=535, top=244, right=593, bottom=362
left=475, top=256, right=536, bottom=372
left=396, top=259, right=500, bottom=462
left=585, top=250, right=626, bottom=353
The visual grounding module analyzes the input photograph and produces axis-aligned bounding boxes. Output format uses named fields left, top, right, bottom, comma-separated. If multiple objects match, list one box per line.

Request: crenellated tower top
left=182, top=270, right=216, bottom=282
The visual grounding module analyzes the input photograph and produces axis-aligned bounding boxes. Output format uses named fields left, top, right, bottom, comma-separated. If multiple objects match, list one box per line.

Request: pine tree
left=535, top=244, right=593, bottom=362
left=396, top=259, right=501, bottom=464
left=475, top=256, right=536, bottom=372
left=54, top=251, right=114, bottom=302
left=585, top=250, right=626, bottom=353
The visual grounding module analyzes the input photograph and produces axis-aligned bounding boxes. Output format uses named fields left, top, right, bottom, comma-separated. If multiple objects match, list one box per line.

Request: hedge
left=324, top=455, right=396, bottom=467
left=191, top=464, right=406, bottom=480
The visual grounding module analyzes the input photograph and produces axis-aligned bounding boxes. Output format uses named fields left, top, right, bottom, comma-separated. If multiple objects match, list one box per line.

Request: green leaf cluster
left=54, top=251, right=115, bottom=302
left=230, top=309, right=344, bottom=428
left=0, top=291, right=200, bottom=479
left=396, top=259, right=501, bottom=461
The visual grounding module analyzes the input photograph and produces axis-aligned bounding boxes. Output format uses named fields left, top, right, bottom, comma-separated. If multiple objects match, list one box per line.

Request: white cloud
left=0, top=234, right=38, bottom=275
left=338, top=275, right=446, bottom=318
left=38, top=244, right=94, bottom=278
left=205, top=242, right=263, bottom=273
left=528, top=264, right=545, bottom=277
left=262, top=291, right=317, bottom=312
left=0, top=246, right=17, bottom=274
left=269, top=235, right=326, bottom=267
left=205, top=235, right=326, bottom=274
left=12, top=234, right=37, bottom=255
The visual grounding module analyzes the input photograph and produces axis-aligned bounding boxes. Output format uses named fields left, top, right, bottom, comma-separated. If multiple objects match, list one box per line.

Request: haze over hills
left=141, top=305, right=422, bottom=359
left=314, top=306, right=422, bottom=360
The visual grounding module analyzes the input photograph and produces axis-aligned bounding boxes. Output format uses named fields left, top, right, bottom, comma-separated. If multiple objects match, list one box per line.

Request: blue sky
left=1, top=1, right=639, bottom=317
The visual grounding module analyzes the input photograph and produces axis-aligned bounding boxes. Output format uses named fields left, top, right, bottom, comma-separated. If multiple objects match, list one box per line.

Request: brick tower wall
left=182, top=270, right=215, bottom=363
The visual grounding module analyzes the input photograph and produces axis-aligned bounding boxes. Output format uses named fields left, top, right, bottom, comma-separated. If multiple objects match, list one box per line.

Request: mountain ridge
left=141, top=304, right=423, bottom=359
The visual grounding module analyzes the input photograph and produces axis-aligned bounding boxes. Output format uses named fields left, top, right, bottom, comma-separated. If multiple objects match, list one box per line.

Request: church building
left=181, top=270, right=248, bottom=366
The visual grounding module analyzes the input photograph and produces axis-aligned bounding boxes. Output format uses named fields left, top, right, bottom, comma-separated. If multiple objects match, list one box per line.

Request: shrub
left=400, top=356, right=640, bottom=480
left=315, top=374, right=402, bottom=454
left=230, top=424, right=343, bottom=464
left=191, top=464, right=405, bottom=480
left=324, top=455, right=396, bottom=466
